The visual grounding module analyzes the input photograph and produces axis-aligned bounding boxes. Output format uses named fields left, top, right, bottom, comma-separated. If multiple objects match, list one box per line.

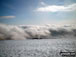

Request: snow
left=0, top=39, right=76, bottom=57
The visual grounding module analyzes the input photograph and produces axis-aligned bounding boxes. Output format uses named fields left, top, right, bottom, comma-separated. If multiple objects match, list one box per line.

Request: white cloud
left=0, top=16, right=16, bottom=19
left=36, top=3, right=76, bottom=12
left=40, top=2, right=46, bottom=6
left=0, top=24, right=76, bottom=40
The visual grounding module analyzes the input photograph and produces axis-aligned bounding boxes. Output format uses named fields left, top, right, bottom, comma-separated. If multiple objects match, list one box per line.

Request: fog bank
left=0, top=24, right=76, bottom=40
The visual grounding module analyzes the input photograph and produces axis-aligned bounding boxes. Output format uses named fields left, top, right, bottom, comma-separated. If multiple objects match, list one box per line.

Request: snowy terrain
left=0, top=39, right=76, bottom=57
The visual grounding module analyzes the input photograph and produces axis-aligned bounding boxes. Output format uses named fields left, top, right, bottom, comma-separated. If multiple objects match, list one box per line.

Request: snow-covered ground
left=0, top=39, right=76, bottom=57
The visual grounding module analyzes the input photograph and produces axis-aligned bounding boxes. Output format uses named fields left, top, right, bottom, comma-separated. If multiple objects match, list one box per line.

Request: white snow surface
left=0, top=39, right=76, bottom=57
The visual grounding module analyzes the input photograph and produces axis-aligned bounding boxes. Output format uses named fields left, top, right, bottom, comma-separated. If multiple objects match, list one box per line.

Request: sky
left=0, top=0, right=76, bottom=25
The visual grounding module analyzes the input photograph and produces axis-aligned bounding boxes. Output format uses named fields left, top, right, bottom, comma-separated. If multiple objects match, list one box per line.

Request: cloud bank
left=0, top=24, right=76, bottom=40
left=36, top=3, right=76, bottom=12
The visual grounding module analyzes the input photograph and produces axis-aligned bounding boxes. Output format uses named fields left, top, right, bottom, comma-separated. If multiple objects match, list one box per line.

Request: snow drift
left=0, top=24, right=76, bottom=40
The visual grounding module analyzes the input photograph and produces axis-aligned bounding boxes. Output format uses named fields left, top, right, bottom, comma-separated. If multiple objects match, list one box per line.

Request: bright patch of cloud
left=0, top=16, right=16, bottom=19
left=40, top=2, right=46, bottom=6
left=36, top=3, right=76, bottom=12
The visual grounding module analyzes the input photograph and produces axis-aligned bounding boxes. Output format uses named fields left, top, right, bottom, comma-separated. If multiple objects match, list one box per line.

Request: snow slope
left=0, top=39, right=76, bottom=57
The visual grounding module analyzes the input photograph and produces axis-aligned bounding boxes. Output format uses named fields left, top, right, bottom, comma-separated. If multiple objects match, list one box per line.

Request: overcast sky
left=0, top=0, right=76, bottom=25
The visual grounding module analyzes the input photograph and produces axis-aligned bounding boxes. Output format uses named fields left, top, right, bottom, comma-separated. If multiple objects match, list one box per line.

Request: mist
left=0, top=24, right=76, bottom=40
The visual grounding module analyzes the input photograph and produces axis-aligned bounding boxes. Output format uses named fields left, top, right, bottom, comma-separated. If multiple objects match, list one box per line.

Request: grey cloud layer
left=0, top=24, right=76, bottom=40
